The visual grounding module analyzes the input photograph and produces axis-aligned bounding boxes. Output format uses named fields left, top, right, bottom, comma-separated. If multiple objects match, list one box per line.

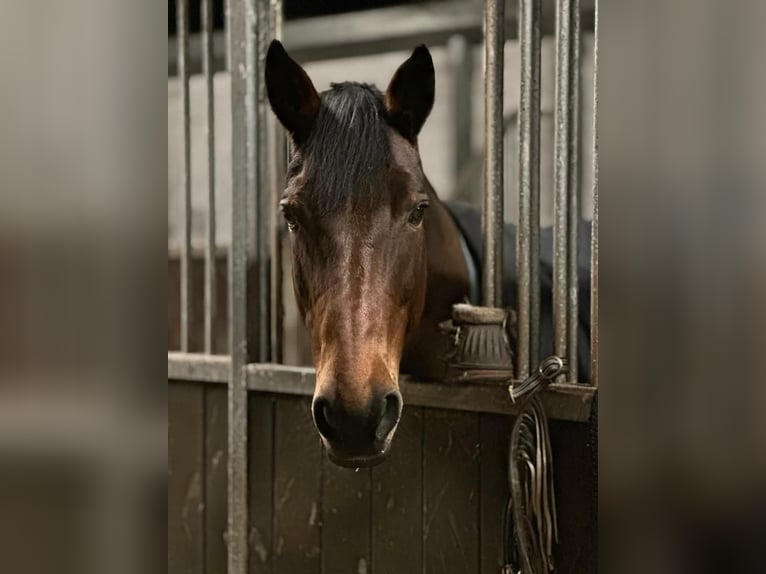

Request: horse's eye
left=283, top=212, right=299, bottom=232
left=408, top=202, right=428, bottom=227
left=280, top=201, right=299, bottom=232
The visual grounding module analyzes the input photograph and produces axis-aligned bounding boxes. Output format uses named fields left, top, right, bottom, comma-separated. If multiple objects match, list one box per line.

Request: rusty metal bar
left=203, top=0, right=217, bottom=354
left=269, top=0, right=285, bottom=363
left=590, top=0, right=599, bottom=387
left=482, top=0, right=505, bottom=308
left=567, top=0, right=581, bottom=383
left=503, top=111, right=516, bottom=224
left=177, top=0, right=192, bottom=352
left=516, top=0, right=542, bottom=378
left=227, top=0, right=251, bottom=571
left=552, top=0, right=572, bottom=382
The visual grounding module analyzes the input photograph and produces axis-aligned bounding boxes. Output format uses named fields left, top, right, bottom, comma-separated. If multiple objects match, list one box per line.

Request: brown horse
left=265, top=41, right=471, bottom=467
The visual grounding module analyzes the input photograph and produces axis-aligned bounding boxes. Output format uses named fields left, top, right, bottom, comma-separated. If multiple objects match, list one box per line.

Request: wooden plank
left=168, top=353, right=229, bottom=383
left=248, top=394, right=275, bottom=574
left=273, top=395, right=323, bottom=573
left=321, top=457, right=371, bottom=574
left=423, top=409, right=480, bottom=574
left=168, top=381, right=205, bottom=574
left=479, top=414, right=512, bottom=574
left=549, top=419, right=597, bottom=574
left=245, top=365, right=595, bottom=422
left=205, top=385, right=228, bottom=574
left=167, top=359, right=595, bottom=422
left=400, top=378, right=595, bottom=422
left=371, top=406, right=424, bottom=574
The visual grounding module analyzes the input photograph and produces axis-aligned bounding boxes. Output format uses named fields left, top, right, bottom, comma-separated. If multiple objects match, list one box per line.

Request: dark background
left=167, top=0, right=435, bottom=35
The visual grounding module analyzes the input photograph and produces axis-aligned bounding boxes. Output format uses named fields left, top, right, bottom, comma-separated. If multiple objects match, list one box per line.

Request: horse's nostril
left=312, top=397, right=336, bottom=440
left=375, top=391, right=403, bottom=442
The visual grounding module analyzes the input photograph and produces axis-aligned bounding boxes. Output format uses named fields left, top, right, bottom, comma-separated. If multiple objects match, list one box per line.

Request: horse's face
left=266, top=41, right=435, bottom=467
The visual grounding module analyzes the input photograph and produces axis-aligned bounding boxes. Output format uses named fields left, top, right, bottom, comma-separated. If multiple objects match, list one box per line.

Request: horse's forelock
left=301, top=82, right=393, bottom=215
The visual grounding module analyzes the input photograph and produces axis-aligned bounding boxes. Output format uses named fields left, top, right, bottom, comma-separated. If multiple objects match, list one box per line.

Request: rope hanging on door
left=502, top=356, right=568, bottom=574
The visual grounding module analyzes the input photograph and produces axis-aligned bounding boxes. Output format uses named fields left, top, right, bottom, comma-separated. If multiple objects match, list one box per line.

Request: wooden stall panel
left=371, top=406, right=424, bottom=574
left=321, top=458, right=371, bottom=574
left=248, top=394, right=276, bottom=574
left=479, top=414, right=512, bottom=574
left=205, top=386, right=229, bottom=574
left=168, top=381, right=205, bottom=574
left=423, top=409, right=480, bottom=574
left=273, top=395, right=323, bottom=573
left=550, top=419, right=597, bottom=574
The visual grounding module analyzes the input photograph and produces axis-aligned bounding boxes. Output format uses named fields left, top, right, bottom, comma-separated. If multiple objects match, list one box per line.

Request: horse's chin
left=326, top=448, right=391, bottom=468
left=320, top=414, right=401, bottom=468
left=323, top=431, right=396, bottom=468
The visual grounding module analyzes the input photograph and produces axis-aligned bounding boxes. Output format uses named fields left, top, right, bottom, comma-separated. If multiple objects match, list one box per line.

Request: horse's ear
left=385, top=45, right=435, bottom=143
left=265, top=40, right=320, bottom=145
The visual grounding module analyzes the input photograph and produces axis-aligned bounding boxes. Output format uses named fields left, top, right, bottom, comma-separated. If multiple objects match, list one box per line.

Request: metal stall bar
left=177, top=0, right=193, bottom=352
left=245, top=0, right=260, bottom=360
left=227, top=0, right=251, bottom=571
left=590, top=0, right=599, bottom=387
left=567, top=0, right=581, bottom=383
left=225, top=0, right=232, bottom=71
left=483, top=0, right=505, bottom=308
left=516, top=0, right=542, bottom=378
left=552, top=0, right=573, bottom=382
left=255, top=0, right=273, bottom=362
left=203, top=0, right=217, bottom=354
left=269, top=0, right=285, bottom=362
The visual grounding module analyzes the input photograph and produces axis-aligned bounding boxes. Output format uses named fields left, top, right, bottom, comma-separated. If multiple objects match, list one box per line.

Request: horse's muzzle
left=312, top=389, right=403, bottom=467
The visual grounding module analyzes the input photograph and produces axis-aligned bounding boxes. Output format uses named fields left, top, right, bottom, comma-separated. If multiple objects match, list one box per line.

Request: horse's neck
left=401, top=187, right=470, bottom=380
left=424, top=196, right=470, bottom=306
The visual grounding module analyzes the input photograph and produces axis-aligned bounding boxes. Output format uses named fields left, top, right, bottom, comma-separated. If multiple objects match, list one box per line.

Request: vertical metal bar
left=567, top=0, right=581, bottom=382
left=243, top=0, right=261, bottom=362
left=228, top=0, right=250, bottom=572
left=552, top=0, right=572, bottom=382
left=203, top=0, right=217, bottom=354
left=516, top=0, right=542, bottom=378
left=503, top=112, right=516, bottom=224
left=243, top=0, right=269, bottom=361
left=269, top=0, right=285, bottom=363
left=177, top=0, right=192, bottom=352
left=448, top=35, right=473, bottom=182
left=482, top=0, right=505, bottom=308
left=254, top=0, right=271, bottom=362
left=225, top=0, right=232, bottom=72
left=590, top=0, right=599, bottom=387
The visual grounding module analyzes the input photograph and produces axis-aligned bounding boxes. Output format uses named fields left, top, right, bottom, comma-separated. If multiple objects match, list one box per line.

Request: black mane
left=300, top=82, right=392, bottom=214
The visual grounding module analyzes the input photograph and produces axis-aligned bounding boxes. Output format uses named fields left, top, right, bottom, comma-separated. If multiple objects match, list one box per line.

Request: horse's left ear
left=385, top=45, right=435, bottom=143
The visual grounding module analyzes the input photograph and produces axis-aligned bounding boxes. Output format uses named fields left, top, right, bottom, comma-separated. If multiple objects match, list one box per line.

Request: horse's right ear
left=385, top=45, right=435, bottom=143
left=265, top=40, right=320, bottom=145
